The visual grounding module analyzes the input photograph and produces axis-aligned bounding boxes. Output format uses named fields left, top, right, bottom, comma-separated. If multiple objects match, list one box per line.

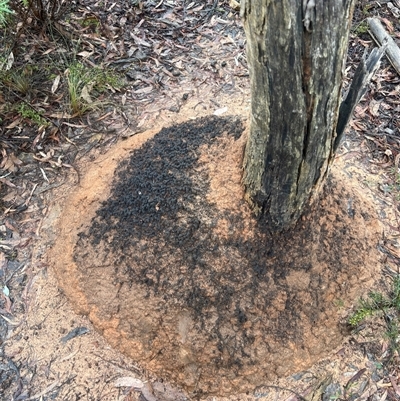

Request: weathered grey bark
left=335, top=44, right=387, bottom=151
left=241, top=1, right=356, bottom=230
left=368, top=17, right=400, bottom=76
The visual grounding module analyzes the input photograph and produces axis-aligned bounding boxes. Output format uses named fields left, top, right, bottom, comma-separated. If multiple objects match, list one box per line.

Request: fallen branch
left=368, top=17, right=400, bottom=75
left=335, top=42, right=387, bottom=150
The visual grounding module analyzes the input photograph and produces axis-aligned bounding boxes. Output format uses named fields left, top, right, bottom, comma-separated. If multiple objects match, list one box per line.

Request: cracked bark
left=242, top=1, right=356, bottom=231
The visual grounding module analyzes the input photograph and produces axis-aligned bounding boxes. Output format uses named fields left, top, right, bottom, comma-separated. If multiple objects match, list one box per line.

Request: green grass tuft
left=349, top=276, right=400, bottom=349
left=0, top=0, right=13, bottom=26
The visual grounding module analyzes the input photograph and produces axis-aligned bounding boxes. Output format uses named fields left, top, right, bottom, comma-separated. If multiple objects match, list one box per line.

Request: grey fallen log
left=368, top=17, right=400, bottom=75
left=335, top=43, right=387, bottom=151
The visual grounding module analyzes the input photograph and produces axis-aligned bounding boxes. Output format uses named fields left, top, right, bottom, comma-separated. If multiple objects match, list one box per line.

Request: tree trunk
left=241, top=1, right=356, bottom=231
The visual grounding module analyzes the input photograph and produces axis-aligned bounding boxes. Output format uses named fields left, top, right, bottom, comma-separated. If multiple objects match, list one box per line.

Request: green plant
left=352, top=20, right=369, bottom=36
left=66, top=62, right=88, bottom=115
left=0, top=0, right=13, bottom=26
left=349, top=276, right=400, bottom=349
left=0, top=66, right=32, bottom=94
left=326, top=387, right=342, bottom=401
left=334, top=298, right=345, bottom=308
left=362, top=4, right=374, bottom=15
left=66, top=61, right=122, bottom=115
left=16, top=102, right=48, bottom=126
left=81, top=15, right=100, bottom=32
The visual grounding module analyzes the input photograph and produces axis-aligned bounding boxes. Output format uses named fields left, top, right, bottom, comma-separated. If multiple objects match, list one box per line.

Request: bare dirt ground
left=2, top=1, right=400, bottom=400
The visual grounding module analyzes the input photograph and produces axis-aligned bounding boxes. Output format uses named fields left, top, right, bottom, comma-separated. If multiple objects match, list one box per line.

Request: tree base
left=49, top=116, right=383, bottom=397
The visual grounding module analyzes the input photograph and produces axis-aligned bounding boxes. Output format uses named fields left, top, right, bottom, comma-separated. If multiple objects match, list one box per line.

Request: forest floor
left=1, top=0, right=400, bottom=400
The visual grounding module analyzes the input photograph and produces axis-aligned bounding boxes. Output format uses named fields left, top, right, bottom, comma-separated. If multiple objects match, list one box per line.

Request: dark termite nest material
left=68, top=115, right=382, bottom=396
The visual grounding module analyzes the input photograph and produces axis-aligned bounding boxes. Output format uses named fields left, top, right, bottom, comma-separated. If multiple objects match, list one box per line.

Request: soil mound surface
left=49, top=115, right=383, bottom=397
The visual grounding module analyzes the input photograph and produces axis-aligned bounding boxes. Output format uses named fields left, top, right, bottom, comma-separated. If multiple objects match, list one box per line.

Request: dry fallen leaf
left=2, top=191, right=17, bottom=203
left=0, top=178, right=16, bottom=188
left=380, top=17, right=394, bottom=33
left=0, top=292, right=13, bottom=314
left=387, top=2, right=400, bottom=18
left=214, top=106, right=228, bottom=115
left=5, top=118, right=22, bottom=130
left=48, top=112, right=74, bottom=119
left=5, top=51, right=14, bottom=70
left=51, top=75, right=61, bottom=94
left=81, top=84, right=94, bottom=104
left=130, top=33, right=152, bottom=48
left=114, top=377, right=144, bottom=389
left=368, top=99, right=382, bottom=117
left=389, top=376, right=400, bottom=396
left=1, top=153, right=23, bottom=173
left=77, top=50, right=94, bottom=58
left=349, top=119, right=366, bottom=132
left=134, top=86, right=153, bottom=94
left=229, top=0, right=240, bottom=10
left=384, top=243, right=400, bottom=258
left=0, top=252, right=6, bottom=270
left=88, top=133, right=103, bottom=143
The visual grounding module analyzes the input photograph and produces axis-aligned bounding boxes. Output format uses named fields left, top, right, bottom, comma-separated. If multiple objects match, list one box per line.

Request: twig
left=93, top=353, right=142, bottom=374
left=23, top=183, right=38, bottom=207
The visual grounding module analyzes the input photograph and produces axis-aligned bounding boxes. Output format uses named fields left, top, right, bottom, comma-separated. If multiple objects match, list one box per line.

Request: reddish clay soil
left=48, top=115, right=383, bottom=397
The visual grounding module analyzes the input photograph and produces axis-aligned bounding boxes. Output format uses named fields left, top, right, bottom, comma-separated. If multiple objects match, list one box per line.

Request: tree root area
left=49, top=115, right=383, bottom=397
